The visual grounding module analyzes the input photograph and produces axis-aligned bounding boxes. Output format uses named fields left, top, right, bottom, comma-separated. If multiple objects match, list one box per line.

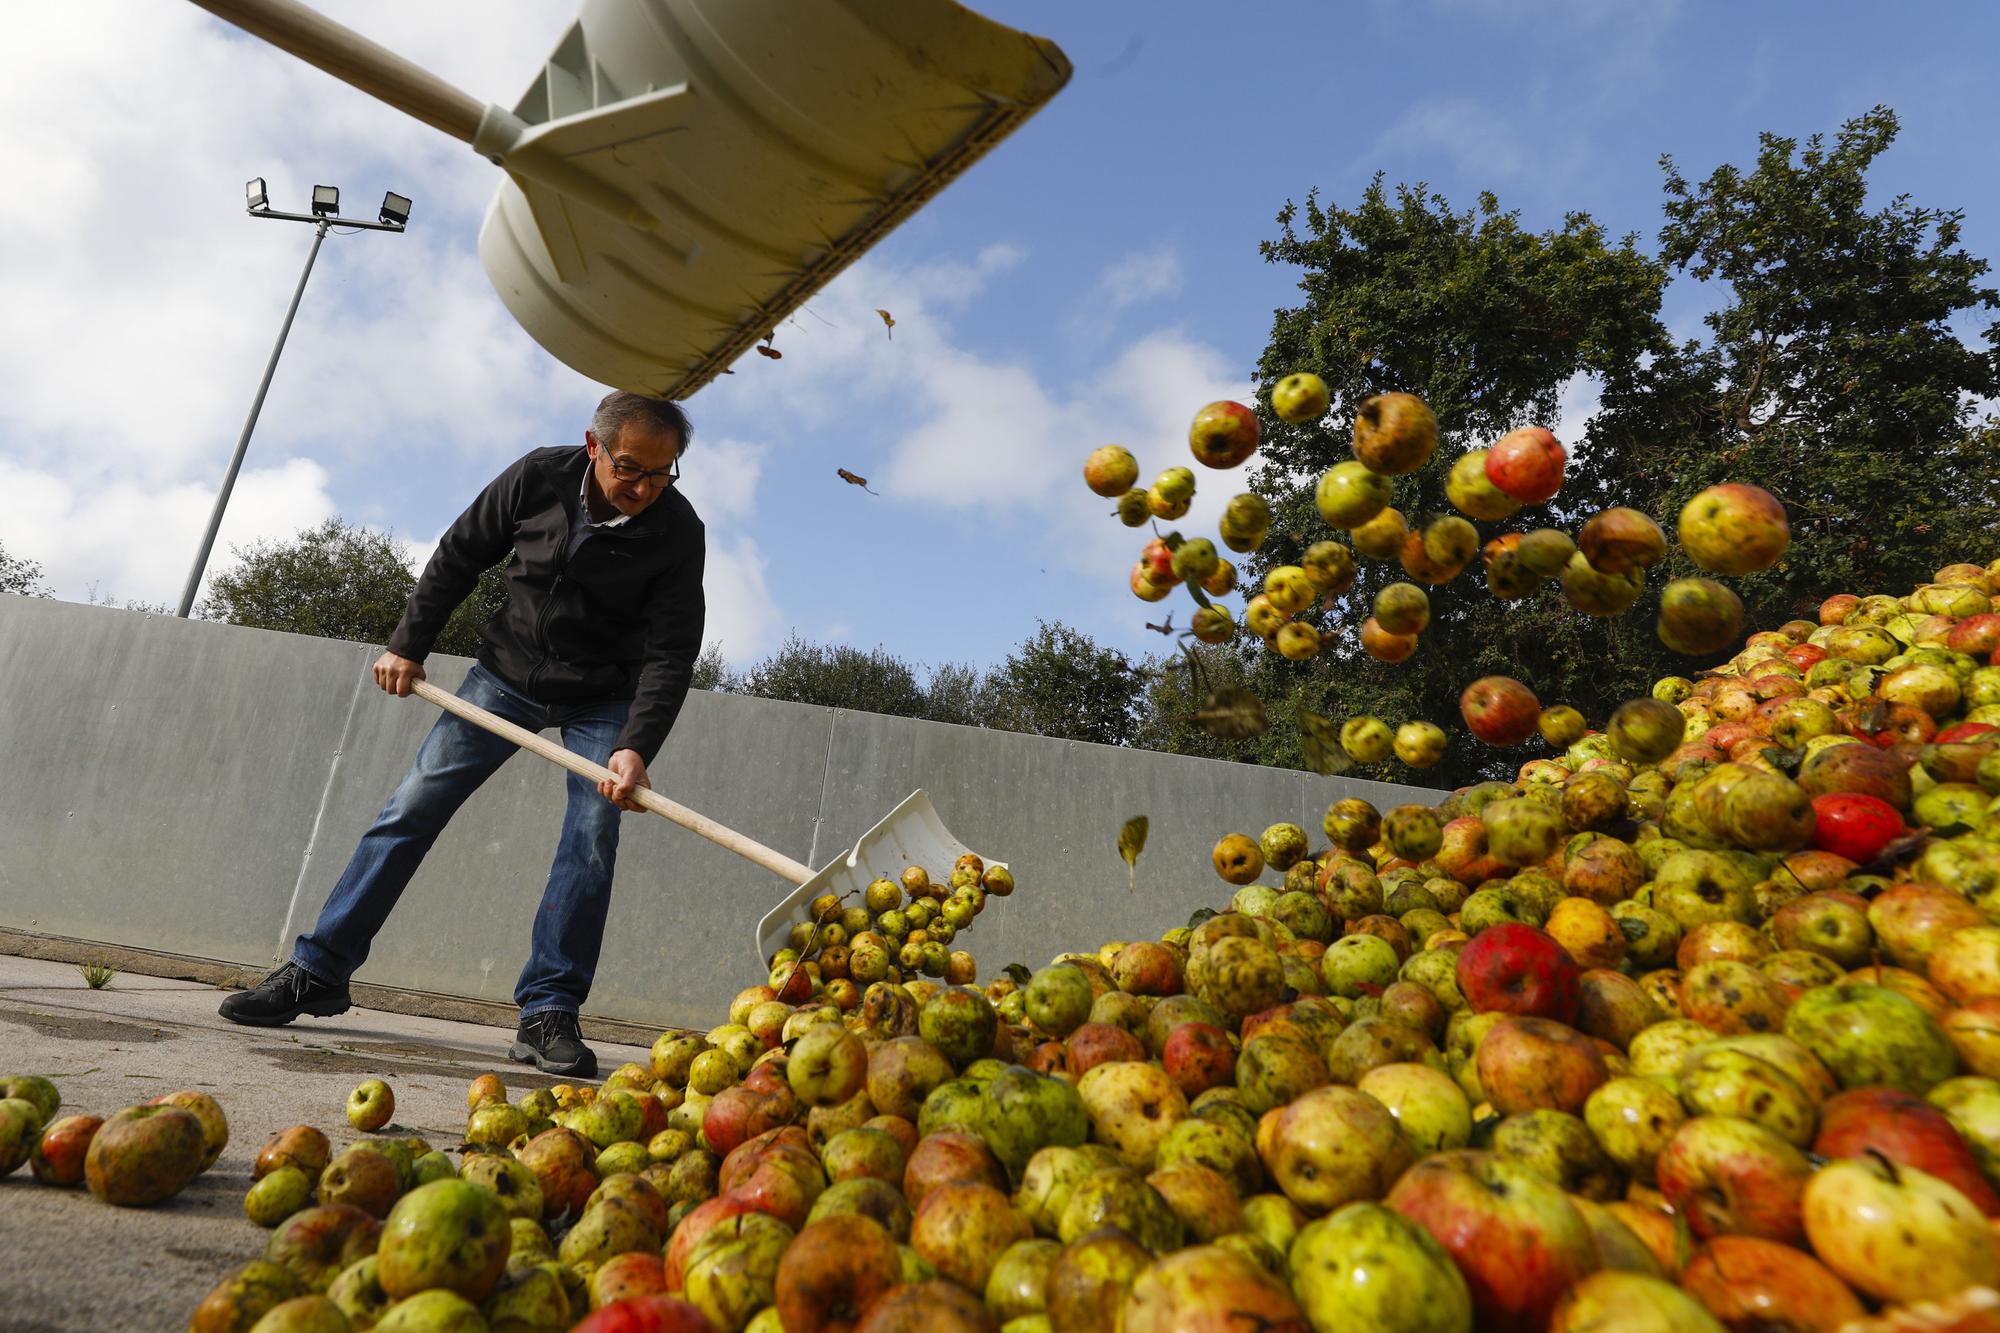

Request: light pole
left=175, top=179, right=414, bottom=619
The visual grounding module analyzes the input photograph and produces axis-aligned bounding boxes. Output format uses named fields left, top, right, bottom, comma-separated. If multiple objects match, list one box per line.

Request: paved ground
left=0, top=954, right=654, bottom=1332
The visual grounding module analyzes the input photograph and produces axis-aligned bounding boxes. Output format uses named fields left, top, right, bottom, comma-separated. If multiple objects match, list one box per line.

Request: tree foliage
left=1137, top=107, right=2000, bottom=790
left=690, top=642, right=731, bottom=692
left=198, top=516, right=510, bottom=655
left=0, top=539, right=52, bottom=597
left=432, top=561, right=511, bottom=658
left=737, top=635, right=929, bottom=717
left=1622, top=105, right=2000, bottom=619
left=200, top=518, right=415, bottom=644
left=987, top=620, right=1148, bottom=747
left=731, top=620, right=1145, bottom=745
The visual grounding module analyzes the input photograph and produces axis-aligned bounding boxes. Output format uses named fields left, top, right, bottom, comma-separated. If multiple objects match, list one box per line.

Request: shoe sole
left=508, top=1040, right=598, bottom=1079
left=219, top=996, right=352, bottom=1027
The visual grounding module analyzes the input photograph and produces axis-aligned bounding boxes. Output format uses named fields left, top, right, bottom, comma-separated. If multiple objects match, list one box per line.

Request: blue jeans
left=293, top=661, right=629, bottom=1017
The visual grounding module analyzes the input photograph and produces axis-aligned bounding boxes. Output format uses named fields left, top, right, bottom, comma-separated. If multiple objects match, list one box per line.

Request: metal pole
left=176, top=218, right=330, bottom=618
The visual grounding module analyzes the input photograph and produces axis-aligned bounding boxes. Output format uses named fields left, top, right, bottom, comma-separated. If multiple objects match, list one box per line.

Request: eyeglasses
left=605, top=452, right=680, bottom=486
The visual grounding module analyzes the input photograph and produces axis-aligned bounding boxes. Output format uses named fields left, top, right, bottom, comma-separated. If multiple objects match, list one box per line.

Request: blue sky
left=5, top=1, right=1997, bottom=679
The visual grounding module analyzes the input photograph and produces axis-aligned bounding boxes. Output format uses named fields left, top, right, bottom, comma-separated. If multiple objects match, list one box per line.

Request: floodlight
left=310, top=184, right=339, bottom=216
left=379, top=191, right=412, bottom=227
left=245, top=177, right=268, bottom=211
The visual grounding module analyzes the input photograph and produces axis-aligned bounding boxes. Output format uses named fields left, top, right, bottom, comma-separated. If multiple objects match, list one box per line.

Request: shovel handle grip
left=409, top=679, right=814, bottom=886
left=186, top=0, right=488, bottom=144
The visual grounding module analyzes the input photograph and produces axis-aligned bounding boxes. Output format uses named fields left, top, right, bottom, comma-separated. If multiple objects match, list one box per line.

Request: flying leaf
left=1117, top=816, right=1149, bottom=894
left=1187, top=906, right=1218, bottom=930
left=1297, top=704, right=1354, bottom=776
left=1002, top=962, right=1032, bottom=986
left=1193, top=687, right=1268, bottom=741
left=837, top=468, right=878, bottom=494
left=876, top=308, right=896, bottom=339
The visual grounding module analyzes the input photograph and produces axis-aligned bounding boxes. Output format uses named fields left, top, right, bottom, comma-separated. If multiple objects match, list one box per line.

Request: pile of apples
left=16, top=563, right=2000, bottom=1329
left=763, top=859, right=1018, bottom=1000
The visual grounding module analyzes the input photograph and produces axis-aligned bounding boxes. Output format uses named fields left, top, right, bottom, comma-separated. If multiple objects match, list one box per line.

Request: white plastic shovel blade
left=753, top=789, right=1006, bottom=971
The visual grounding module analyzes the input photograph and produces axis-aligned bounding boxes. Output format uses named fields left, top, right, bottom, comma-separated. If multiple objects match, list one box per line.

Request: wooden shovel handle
left=187, top=0, right=487, bottom=144
left=409, top=679, right=814, bottom=886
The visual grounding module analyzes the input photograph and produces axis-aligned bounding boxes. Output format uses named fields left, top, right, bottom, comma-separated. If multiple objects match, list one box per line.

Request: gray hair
left=591, top=391, right=692, bottom=455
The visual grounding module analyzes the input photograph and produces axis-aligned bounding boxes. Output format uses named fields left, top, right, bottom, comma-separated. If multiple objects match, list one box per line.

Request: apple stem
left=1865, top=1146, right=1900, bottom=1184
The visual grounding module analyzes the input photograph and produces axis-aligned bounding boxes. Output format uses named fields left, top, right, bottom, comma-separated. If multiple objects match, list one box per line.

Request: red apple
left=1678, top=1236, right=1864, bottom=1332
left=1455, top=924, right=1581, bottom=1023
left=1485, top=427, right=1566, bottom=504
left=1869, top=885, right=1988, bottom=973
left=1812, top=1087, right=2000, bottom=1216
left=1809, top=793, right=1904, bottom=863
left=1655, top=1114, right=1813, bottom=1245
left=1475, top=1017, right=1608, bottom=1115
left=1948, top=613, right=2000, bottom=659
left=1461, top=676, right=1542, bottom=747
left=1387, top=1150, right=1599, bottom=1333
left=1161, top=1022, right=1236, bottom=1099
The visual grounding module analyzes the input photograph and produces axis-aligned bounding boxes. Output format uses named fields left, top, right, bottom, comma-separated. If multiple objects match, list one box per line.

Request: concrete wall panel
left=0, top=597, right=371, bottom=964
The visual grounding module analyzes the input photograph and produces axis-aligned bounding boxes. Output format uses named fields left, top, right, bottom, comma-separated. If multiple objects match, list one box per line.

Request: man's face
left=585, top=423, right=682, bottom=517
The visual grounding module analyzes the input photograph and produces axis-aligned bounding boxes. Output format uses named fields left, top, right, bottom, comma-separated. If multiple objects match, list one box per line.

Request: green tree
left=987, top=620, right=1146, bottom=747
left=430, top=560, right=512, bottom=658
left=0, top=540, right=52, bottom=597
left=738, top=635, right=928, bottom=717
left=199, top=516, right=512, bottom=654
left=690, top=642, right=733, bottom=692
left=1617, top=105, right=2000, bottom=621
left=200, top=517, right=416, bottom=644
left=922, top=661, right=1004, bottom=728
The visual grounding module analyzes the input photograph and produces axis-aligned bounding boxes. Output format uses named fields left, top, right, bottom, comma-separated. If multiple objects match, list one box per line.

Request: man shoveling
left=220, top=391, right=705, bottom=1078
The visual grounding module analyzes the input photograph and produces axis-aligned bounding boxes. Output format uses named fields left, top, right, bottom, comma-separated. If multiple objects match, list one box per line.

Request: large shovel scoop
left=409, top=680, right=1005, bottom=972
left=186, top=0, right=1071, bottom=398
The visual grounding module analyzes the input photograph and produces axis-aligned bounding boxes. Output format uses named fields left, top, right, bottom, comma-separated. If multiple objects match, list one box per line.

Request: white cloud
left=1095, top=247, right=1185, bottom=311
left=1067, top=245, right=1185, bottom=344
left=0, top=456, right=336, bottom=609
left=1369, top=99, right=1530, bottom=181
left=697, top=535, right=779, bottom=666
left=673, top=437, right=778, bottom=662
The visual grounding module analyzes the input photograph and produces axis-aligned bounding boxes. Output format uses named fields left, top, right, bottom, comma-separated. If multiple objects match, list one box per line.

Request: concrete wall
left=0, top=595, right=1445, bottom=1031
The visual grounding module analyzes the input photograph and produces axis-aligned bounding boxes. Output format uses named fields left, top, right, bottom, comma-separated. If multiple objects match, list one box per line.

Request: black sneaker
left=218, top=961, right=352, bottom=1027
left=510, top=1010, right=597, bottom=1078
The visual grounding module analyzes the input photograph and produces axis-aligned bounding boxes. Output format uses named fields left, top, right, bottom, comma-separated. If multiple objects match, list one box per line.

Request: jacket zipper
left=529, top=508, right=574, bottom=695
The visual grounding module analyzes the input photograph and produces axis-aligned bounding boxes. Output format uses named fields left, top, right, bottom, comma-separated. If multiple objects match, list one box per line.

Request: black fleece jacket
left=386, top=445, right=706, bottom=765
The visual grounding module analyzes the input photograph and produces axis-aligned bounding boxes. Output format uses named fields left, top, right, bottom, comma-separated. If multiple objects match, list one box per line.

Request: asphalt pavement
left=0, top=953, right=655, bottom=1332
